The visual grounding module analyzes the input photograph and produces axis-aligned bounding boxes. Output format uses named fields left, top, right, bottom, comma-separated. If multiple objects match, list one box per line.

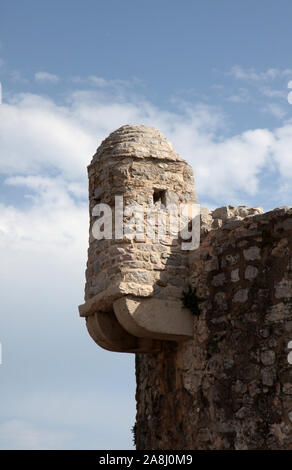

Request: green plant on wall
left=181, top=285, right=206, bottom=316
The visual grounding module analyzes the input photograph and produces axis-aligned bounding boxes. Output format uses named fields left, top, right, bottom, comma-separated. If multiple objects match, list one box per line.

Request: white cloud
left=0, top=420, right=71, bottom=450
left=0, top=86, right=291, bottom=282
left=273, top=123, right=292, bottom=178
left=88, top=75, right=108, bottom=87
left=261, top=103, right=287, bottom=120
left=229, top=65, right=280, bottom=81
left=259, top=86, right=286, bottom=99
left=10, top=70, right=29, bottom=84
left=69, top=76, right=142, bottom=90
left=86, top=75, right=142, bottom=89
left=0, top=94, right=95, bottom=178
left=227, top=88, right=249, bottom=103
left=226, top=67, right=292, bottom=109
left=35, top=71, right=59, bottom=83
left=0, top=165, right=135, bottom=449
left=227, top=95, right=247, bottom=103
left=211, top=84, right=224, bottom=90
left=282, top=69, right=292, bottom=77
left=1, top=88, right=292, bottom=206
left=88, top=75, right=129, bottom=87
left=0, top=176, right=88, bottom=252
left=229, top=66, right=292, bottom=83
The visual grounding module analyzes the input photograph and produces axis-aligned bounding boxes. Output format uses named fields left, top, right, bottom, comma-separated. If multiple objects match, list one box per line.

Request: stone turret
left=79, top=125, right=292, bottom=450
left=79, top=125, right=198, bottom=353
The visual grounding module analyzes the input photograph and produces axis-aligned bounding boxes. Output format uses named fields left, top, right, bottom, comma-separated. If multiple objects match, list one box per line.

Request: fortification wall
left=135, top=207, right=292, bottom=450
left=79, top=125, right=292, bottom=449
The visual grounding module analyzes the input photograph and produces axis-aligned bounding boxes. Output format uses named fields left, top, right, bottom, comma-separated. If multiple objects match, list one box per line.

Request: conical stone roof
left=92, top=125, right=185, bottom=163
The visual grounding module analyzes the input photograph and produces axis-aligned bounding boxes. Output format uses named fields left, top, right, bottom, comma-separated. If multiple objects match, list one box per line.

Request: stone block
left=113, top=296, right=193, bottom=341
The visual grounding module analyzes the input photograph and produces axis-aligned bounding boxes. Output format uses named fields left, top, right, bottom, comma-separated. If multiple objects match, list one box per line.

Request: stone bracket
left=80, top=295, right=193, bottom=354
left=85, top=311, right=161, bottom=354
left=113, top=296, right=194, bottom=342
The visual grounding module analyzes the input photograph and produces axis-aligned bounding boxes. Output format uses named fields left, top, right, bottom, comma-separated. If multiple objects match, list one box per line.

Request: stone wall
left=79, top=125, right=292, bottom=449
left=135, top=207, right=292, bottom=450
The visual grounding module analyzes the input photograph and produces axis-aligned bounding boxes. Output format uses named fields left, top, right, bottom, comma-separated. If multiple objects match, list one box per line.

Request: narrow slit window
left=153, top=189, right=166, bottom=205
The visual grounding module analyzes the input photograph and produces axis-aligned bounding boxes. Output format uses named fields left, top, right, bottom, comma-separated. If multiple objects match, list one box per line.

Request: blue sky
left=0, top=0, right=292, bottom=449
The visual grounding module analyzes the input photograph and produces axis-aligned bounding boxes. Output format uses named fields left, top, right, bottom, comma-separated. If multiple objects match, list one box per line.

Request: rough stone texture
left=113, top=296, right=193, bottom=341
left=200, top=205, right=264, bottom=235
left=79, top=125, right=197, bottom=351
left=92, top=125, right=184, bottom=163
left=135, top=207, right=292, bottom=450
left=81, top=125, right=197, bottom=313
left=79, top=125, right=292, bottom=449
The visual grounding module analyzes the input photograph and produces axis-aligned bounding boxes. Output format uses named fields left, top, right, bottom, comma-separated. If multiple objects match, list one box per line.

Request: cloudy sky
left=0, top=0, right=292, bottom=450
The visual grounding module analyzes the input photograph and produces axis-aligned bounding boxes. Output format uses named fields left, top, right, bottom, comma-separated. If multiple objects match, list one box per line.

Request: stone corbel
left=113, top=296, right=194, bottom=342
left=79, top=295, right=193, bottom=353
left=85, top=311, right=161, bottom=354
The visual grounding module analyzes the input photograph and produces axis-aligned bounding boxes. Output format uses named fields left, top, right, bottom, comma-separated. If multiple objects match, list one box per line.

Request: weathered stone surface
left=243, top=246, right=261, bottom=260
left=200, top=205, right=265, bottom=236
left=275, top=279, right=292, bottom=299
left=92, top=125, right=184, bottom=162
left=231, top=268, right=240, bottom=282
left=135, top=208, right=292, bottom=450
left=233, top=288, right=249, bottom=303
left=113, top=296, right=193, bottom=341
left=79, top=125, right=197, bottom=348
left=86, top=311, right=161, bottom=353
left=79, top=124, right=292, bottom=450
left=245, top=265, right=259, bottom=281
